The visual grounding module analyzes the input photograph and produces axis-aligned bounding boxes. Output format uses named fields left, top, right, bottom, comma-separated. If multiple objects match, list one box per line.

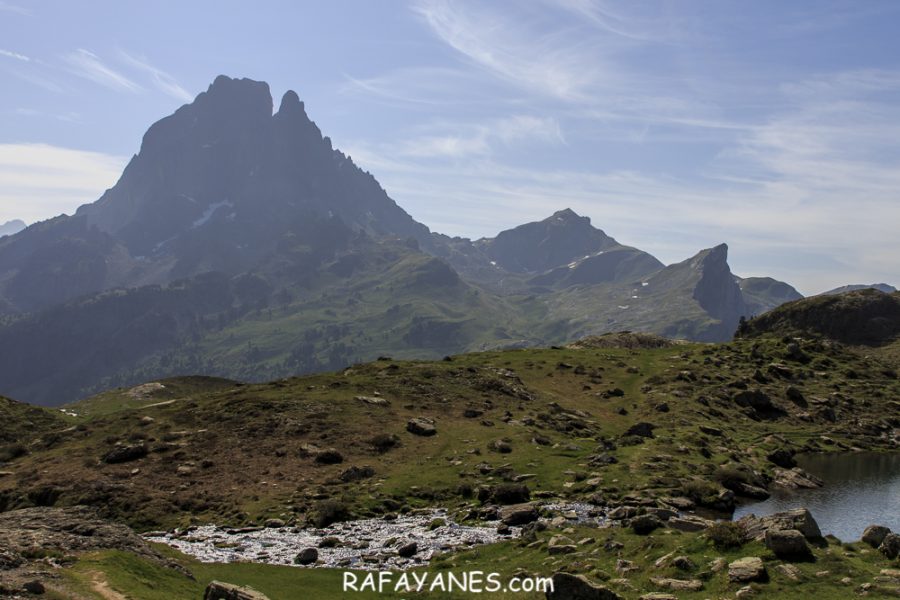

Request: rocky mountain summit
left=0, top=76, right=862, bottom=406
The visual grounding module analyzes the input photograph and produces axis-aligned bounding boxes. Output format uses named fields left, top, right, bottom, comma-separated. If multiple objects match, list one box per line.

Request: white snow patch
left=192, top=200, right=230, bottom=229
left=641, top=282, right=649, bottom=287
left=618, top=305, right=630, bottom=309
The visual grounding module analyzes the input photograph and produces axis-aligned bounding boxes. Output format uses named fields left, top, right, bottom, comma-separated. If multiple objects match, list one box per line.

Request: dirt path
left=89, top=571, right=128, bottom=600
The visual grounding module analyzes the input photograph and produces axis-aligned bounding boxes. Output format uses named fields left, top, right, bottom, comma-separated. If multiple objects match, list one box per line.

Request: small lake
left=733, top=452, right=900, bottom=542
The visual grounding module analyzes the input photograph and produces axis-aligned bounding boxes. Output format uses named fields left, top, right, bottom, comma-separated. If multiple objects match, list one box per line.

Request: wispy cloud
left=0, top=144, right=127, bottom=224
left=0, top=1, right=31, bottom=16
left=390, top=115, right=565, bottom=159
left=412, top=0, right=608, bottom=102
left=118, top=51, right=192, bottom=102
left=0, top=48, right=29, bottom=62
left=14, top=108, right=81, bottom=123
left=62, top=49, right=142, bottom=93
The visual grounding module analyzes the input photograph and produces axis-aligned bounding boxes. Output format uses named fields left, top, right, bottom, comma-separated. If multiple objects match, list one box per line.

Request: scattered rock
left=739, top=507, right=822, bottom=542
left=548, top=535, right=577, bottom=555
left=355, top=395, right=389, bottom=406
left=766, top=448, right=796, bottom=468
left=102, top=443, right=148, bottom=464
left=774, top=468, right=824, bottom=490
left=776, top=563, right=802, bottom=581
left=294, top=547, right=318, bottom=565
left=313, top=449, right=344, bottom=465
left=861, top=525, right=891, bottom=548
left=204, top=581, right=270, bottom=600
left=406, top=418, right=437, bottom=436
left=728, top=557, right=767, bottom=583
left=546, top=573, right=621, bottom=599
left=631, top=514, right=663, bottom=535
left=22, top=580, right=45, bottom=594
left=879, top=533, right=900, bottom=560
left=339, top=465, right=375, bottom=482
left=624, top=422, right=655, bottom=438
left=765, top=528, right=813, bottom=560
left=667, top=516, right=712, bottom=532
left=649, top=577, right=703, bottom=591
left=500, top=504, right=539, bottom=526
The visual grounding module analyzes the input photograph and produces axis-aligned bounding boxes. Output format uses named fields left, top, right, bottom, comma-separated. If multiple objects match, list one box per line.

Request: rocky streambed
left=146, top=503, right=608, bottom=570
left=147, top=509, right=510, bottom=570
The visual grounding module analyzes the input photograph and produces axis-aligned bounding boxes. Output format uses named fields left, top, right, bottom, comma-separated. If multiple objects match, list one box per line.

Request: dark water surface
left=732, top=452, right=900, bottom=541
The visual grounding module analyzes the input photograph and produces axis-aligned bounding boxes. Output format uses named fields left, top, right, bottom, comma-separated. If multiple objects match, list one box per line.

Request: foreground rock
left=880, top=533, right=900, bottom=560
left=204, top=581, right=270, bottom=600
left=739, top=507, right=822, bottom=542
left=765, top=529, right=812, bottom=560
left=728, top=557, right=767, bottom=583
left=406, top=417, right=437, bottom=436
left=546, top=573, right=621, bottom=599
left=500, top=503, right=539, bottom=526
left=862, top=525, right=891, bottom=548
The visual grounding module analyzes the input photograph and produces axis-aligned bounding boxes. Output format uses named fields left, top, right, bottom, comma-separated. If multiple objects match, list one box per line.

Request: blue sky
left=2, top=0, right=899, bottom=294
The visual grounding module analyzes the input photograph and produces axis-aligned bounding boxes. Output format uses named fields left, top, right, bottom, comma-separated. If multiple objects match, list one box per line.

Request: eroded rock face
left=546, top=572, right=621, bottom=600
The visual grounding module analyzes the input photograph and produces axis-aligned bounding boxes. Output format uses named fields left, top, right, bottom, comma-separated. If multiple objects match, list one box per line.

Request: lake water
left=732, top=452, right=900, bottom=541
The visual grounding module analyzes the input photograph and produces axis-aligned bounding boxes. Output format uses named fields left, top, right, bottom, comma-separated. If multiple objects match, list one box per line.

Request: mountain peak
left=278, top=89, right=304, bottom=115
left=549, top=208, right=584, bottom=222
left=196, top=75, right=273, bottom=117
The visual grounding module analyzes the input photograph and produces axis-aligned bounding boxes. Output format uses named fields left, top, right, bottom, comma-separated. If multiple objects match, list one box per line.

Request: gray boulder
left=880, top=533, right=900, bottom=560
left=728, top=557, right=767, bottom=583
left=204, top=581, right=271, bottom=600
left=293, top=548, right=318, bottom=565
left=861, top=525, right=891, bottom=549
left=546, top=573, right=621, bottom=600
left=765, top=528, right=813, bottom=560
left=406, top=417, right=437, bottom=436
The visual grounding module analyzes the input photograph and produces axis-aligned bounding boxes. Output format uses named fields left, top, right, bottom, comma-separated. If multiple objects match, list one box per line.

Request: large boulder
left=728, top=557, right=767, bottom=583
left=546, top=573, right=621, bottom=600
left=406, top=418, right=437, bottom=436
left=773, top=468, right=823, bottom=489
left=293, top=548, right=318, bottom=565
left=880, top=533, right=900, bottom=560
left=738, top=507, right=822, bottom=542
left=861, top=525, right=891, bottom=548
left=765, top=528, right=813, bottom=560
left=204, top=581, right=270, bottom=600
left=631, top=514, right=663, bottom=535
left=500, top=503, right=539, bottom=526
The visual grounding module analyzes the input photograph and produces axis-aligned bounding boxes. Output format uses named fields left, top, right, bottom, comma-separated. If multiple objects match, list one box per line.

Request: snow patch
left=192, top=200, right=231, bottom=229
